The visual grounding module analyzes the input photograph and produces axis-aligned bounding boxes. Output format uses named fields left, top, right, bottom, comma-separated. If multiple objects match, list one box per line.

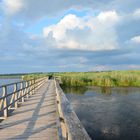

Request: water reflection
left=63, top=86, right=140, bottom=95
left=61, top=85, right=87, bottom=95
left=64, top=86, right=140, bottom=140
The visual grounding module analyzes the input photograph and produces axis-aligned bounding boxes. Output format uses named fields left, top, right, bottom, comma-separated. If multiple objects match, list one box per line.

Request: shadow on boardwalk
left=0, top=80, right=58, bottom=140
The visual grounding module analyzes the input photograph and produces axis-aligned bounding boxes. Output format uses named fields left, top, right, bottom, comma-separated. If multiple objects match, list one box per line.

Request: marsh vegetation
left=52, top=70, right=140, bottom=87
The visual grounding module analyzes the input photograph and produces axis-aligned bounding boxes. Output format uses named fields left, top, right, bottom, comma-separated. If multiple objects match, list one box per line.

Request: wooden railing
left=54, top=79, right=91, bottom=140
left=0, top=77, right=47, bottom=120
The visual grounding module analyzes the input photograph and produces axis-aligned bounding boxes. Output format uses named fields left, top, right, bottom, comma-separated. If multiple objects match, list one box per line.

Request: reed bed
left=53, top=70, right=140, bottom=87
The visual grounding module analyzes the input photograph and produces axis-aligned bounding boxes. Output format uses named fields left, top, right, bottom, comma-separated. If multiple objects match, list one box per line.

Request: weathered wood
left=0, top=80, right=58, bottom=140
left=3, top=86, right=8, bottom=119
left=54, top=79, right=91, bottom=140
left=0, top=89, right=5, bottom=110
left=21, top=82, right=24, bottom=103
left=0, top=77, right=47, bottom=119
left=14, top=83, right=18, bottom=109
left=0, top=78, right=91, bottom=140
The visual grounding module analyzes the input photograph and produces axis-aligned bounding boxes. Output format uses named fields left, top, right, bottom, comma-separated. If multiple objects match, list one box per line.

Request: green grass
left=22, top=74, right=48, bottom=80
left=0, top=74, right=22, bottom=79
left=0, top=73, right=44, bottom=79
left=52, top=70, right=140, bottom=87
left=21, top=70, right=140, bottom=87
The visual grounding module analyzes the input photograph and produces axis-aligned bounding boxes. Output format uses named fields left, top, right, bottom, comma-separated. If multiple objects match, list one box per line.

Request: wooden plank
left=0, top=79, right=91, bottom=140
left=3, top=86, right=8, bottom=118
left=0, top=80, right=59, bottom=140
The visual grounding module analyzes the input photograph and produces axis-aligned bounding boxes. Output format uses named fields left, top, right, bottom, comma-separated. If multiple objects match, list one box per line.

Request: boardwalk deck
left=0, top=80, right=58, bottom=140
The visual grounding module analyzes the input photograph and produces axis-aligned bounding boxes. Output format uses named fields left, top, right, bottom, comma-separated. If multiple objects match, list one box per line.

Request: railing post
left=26, top=81, right=29, bottom=99
left=36, top=79, right=38, bottom=89
left=14, top=83, right=18, bottom=109
left=29, top=80, right=32, bottom=95
left=31, top=80, right=33, bottom=95
left=3, top=86, right=8, bottom=118
left=30, top=81, right=32, bottom=95
left=21, top=82, right=24, bottom=103
left=33, top=79, right=35, bottom=94
left=31, top=79, right=34, bottom=95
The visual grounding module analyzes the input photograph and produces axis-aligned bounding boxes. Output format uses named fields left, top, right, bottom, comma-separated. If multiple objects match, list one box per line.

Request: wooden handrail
left=0, top=77, right=48, bottom=120
left=54, top=79, right=91, bottom=140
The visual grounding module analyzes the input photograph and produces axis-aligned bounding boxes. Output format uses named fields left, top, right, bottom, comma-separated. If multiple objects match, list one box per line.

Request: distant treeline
left=22, top=73, right=47, bottom=80
left=52, top=70, right=140, bottom=87
left=0, top=72, right=44, bottom=79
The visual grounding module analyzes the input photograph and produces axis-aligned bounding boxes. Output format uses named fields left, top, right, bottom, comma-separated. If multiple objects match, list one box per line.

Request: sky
left=0, top=0, right=140, bottom=73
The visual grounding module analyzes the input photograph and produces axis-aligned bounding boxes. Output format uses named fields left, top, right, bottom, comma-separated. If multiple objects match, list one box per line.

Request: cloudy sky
left=0, top=0, right=140, bottom=73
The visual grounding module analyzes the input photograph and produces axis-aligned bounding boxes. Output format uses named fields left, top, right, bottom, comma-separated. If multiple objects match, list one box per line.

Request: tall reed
left=54, top=70, right=140, bottom=87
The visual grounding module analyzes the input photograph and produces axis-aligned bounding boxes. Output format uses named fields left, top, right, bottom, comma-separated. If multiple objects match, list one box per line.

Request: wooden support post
left=32, top=79, right=34, bottom=94
left=21, top=82, right=24, bottom=103
left=30, top=81, right=32, bottom=95
left=31, top=80, right=33, bottom=94
left=0, top=91, right=5, bottom=110
left=26, top=81, right=29, bottom=99
left=3, top=86, right=8, bottom=118
left=33, top=79, right=35, bottom=94
left=29, top=81, right=31, bottom=96
left=0, top=99, right=3, bottom=110
left=14, top=83, right=18, bottom=109
left=23, top=82, right=26, bottom=101
left=18, top=84, right=21, bottom=101
left=36, top=80, right=38, bottom=90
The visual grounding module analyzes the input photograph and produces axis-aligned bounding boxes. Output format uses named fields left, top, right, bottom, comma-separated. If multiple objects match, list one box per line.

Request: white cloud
left=1, top=0, right=125, bottom=21
left=43, top=11, right=119, bottom=51
left=44, top=14, right=84, bottom=40
left=1, top=0, right=140, bottom=73
left=131, top=36, right=140, bottom=44
left=97, top=10, right=119, bottom=23
left=133, top=8, right=140, bottom=19
left=3, top=0, right=24, bottom=16
left=1, top=0, right=78, bottom=18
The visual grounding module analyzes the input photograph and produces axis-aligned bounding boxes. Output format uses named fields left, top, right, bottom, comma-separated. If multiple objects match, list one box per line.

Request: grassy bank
left=22, top=73, right=47, bottom=80
left=53, top=70, right=140, bottom=87
left=0, top=74, right=23, bottom=79
left=0, top=73, right=46, bottom=80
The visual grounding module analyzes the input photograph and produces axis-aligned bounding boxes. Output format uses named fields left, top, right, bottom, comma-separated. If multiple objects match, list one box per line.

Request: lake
left=63, top=86, right=140, bottom=140
left=0, top=78, right=21, bottom=96
left=0, top=78, right=21, bottom=86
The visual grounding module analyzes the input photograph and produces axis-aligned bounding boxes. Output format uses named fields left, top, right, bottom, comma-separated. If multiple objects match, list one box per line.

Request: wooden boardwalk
left=0, top=78, right=91, bottom=140
left=0, top=80, right=59, bottom=140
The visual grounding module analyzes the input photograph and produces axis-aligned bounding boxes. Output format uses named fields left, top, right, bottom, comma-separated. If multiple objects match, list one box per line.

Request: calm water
left=0, top=78, right=22, bottom=119
left=63, top=86, right=140, bottom=140
left=0, top=78, right=21, bottom=86
left=0, top=78, right=21, bottom=96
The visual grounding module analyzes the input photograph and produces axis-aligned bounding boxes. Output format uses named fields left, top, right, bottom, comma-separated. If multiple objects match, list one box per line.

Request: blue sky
left=25, top=9, right=89, bottom=34
left=0, top=0, right=140, bottom=73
